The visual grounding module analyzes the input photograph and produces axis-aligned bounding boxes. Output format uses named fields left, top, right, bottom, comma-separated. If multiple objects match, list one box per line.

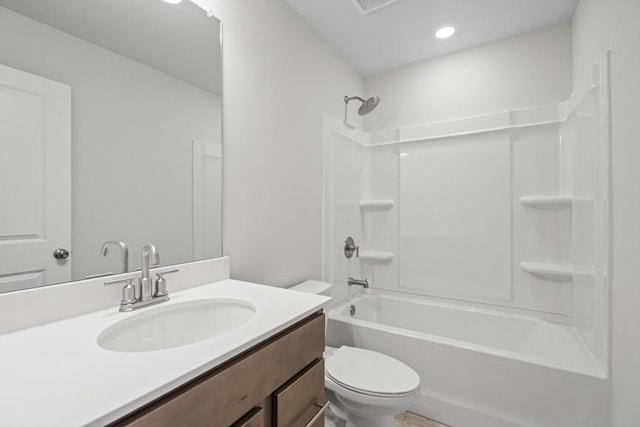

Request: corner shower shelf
left=359, top=200, right=394, bottom=210
left=519, top=195, right=573, bottom=210
left=520, top=262, right=573, bottom=282
left=359, top=251, right=394, bottom=263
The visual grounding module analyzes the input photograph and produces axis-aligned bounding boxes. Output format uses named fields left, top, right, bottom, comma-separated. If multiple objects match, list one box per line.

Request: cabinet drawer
left=116, top=313, right=324, bottom=427
left=273, top=359, right=325, bottom=427
left=232, top=407, right=264, bottom=427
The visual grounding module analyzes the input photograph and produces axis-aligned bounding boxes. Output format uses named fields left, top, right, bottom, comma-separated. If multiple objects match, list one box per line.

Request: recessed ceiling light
left=163, top=0, right=182, bottom=4
left=435, top=26, right=456, bottom=39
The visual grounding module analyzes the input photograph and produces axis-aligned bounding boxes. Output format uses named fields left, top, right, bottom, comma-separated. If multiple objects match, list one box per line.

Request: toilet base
left=325, top=402, right=346, bottom=427
left=326, top=390, right=399, bottom=427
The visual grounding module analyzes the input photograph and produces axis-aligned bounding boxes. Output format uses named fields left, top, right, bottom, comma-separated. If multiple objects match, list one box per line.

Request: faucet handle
left=155, top=269, right=179, bottom=279
left=154, top=269, right=179, bottom=298
left=105, top=277, right=137, bottom=306
left=104, top=277, right=136, bottom=286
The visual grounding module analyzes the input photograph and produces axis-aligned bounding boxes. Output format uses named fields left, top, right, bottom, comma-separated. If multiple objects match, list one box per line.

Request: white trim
left=331, top=88, right=597, bottom=148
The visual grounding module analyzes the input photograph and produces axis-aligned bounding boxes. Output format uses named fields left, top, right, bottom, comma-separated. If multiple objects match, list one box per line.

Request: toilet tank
left=289, top=280, right=332, bottom=296
left=290, top=280, right=333, bottom=341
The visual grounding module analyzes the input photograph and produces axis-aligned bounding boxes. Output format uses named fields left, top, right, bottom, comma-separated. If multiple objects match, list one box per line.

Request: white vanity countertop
left=0, top=279, right=329, bottom=426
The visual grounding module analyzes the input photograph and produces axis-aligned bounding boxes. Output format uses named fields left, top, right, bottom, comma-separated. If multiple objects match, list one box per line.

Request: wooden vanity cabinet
left=112, top=312, right=326, bottom=427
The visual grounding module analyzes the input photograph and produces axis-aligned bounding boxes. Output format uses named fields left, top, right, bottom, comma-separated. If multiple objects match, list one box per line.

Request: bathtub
left=326, top=290, right=610, bottom=427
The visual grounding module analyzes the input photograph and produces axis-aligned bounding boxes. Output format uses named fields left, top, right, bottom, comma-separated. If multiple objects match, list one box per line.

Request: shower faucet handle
left=344, top=236, right=359, bottom=259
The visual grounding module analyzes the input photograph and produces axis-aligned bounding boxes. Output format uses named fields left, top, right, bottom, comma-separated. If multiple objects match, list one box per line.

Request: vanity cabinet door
left=273, top=359, right=325, bottom=427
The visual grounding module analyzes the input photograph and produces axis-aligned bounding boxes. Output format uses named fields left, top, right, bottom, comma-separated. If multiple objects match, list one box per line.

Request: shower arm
left=343, top=96, right=364, bottom=127
left=343, top=102, right=351, bottom=127
left=345, top=96, right=365, bottom=104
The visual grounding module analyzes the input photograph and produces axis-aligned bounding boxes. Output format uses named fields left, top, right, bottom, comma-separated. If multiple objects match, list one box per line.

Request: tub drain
left=349, top=305, right=356, bottom=316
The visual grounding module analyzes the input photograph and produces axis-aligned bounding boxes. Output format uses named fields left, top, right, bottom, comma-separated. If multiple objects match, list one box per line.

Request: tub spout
left=348, top=277, right=369, bottom=288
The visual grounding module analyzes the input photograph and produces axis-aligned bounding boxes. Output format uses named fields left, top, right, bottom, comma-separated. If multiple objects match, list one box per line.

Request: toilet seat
left=325, top=346, right=420, bottom=398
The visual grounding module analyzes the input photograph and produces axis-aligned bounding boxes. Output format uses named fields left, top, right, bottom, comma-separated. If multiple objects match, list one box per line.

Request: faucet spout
left=100, top=240, right=129, bottom=273
left=348, top=277, right=369, bottom=289
left=140, top=244, right=160, bottom=301
left=141, top=244, right=159, bottom=277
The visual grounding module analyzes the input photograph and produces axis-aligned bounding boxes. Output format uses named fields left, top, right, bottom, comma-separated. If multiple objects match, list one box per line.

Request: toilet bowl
left=290, top=281, right=421, bottom=427
left=324, top=345, right=420, bottom=427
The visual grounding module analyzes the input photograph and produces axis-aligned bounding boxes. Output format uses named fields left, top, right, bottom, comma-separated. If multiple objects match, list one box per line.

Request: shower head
left=343, top=95, right=381, bottom=127
left=344, top=95, right=381, bottom=116
left=357, top=96, right=380, bottom=115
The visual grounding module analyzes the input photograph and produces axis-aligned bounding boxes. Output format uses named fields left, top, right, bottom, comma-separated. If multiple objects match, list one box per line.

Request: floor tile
left=395, top=411, right=449, bottom=427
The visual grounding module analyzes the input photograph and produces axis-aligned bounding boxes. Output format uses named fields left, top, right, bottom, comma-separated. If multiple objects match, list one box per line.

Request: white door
left=192, top=140, right=222, bottom=260
left=0, top=63, right=71, bottom=292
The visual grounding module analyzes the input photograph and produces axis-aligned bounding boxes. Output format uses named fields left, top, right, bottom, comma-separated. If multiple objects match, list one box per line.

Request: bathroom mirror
left=0, top=0, right=222, bottom=293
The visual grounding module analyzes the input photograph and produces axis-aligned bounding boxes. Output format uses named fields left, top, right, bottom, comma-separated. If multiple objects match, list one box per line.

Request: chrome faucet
left=104, top=244, right=179, bottom=312
left=100, top=240, right=129, bottom=273
left=348, top=277, right=369, bottom=289
left=140, top=244, right=159, bottom=301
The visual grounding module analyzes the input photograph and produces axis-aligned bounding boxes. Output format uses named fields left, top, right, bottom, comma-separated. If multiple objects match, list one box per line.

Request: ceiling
left=286, top=0, right=579, bottom=76
left=0, top=0, right=221, bottom=94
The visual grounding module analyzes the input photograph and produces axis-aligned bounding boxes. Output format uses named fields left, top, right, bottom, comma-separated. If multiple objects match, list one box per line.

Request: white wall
left=323, top=121, right=369, bottom=303
left=0, top=7, right=221, bottom=280
left=191, top=0, right=364, bottom=286
left=364, top=24, right=573, bottom=131
left=573, top=0, right=640, bottom=425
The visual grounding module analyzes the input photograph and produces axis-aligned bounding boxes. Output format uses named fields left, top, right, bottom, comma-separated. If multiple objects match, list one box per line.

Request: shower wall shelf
left=359, top=200, right=394, bottom=210
left=359, top=251, right=394, bottom=263
left=520, top=262, right=573, bottom=282
left=519, top=195, right=573, bottom=210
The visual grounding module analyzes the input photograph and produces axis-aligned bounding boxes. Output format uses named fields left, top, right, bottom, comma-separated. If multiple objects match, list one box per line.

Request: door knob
left=53, top=248, right=71, bottom=259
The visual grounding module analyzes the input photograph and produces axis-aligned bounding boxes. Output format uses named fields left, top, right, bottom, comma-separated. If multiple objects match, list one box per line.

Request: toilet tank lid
left=290, top=280, right=332, bottom=295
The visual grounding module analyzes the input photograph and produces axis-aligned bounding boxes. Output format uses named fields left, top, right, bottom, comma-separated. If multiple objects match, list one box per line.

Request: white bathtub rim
left=338, top=288, right=570, bottom=325
left=328, top=294, right=606, bottom=379
left=331, top=287, right=573, bottom=325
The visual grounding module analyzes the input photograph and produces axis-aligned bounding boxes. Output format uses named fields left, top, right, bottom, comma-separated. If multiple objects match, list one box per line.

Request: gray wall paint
left=364, top=24, right=573, bottom=131
left=196, top=0, right=364, bottom=287
left=0, top=7, right=221, bottom=280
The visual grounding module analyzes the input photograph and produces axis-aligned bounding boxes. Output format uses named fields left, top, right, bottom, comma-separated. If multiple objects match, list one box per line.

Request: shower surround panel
left=323, top=56, right=610, bottom=376
left=398, top=132, right=512, bottom=301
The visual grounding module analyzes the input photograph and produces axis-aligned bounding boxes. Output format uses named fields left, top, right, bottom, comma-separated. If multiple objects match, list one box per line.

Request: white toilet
left=291, top=281, right=421, bottom=427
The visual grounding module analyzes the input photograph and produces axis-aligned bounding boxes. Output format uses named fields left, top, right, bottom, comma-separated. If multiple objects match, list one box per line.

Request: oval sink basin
left=98, top=299, right=256, bottom=353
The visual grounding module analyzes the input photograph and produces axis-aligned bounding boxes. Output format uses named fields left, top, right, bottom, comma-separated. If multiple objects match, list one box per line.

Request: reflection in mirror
left=0, top=0, right=222, bottom=293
